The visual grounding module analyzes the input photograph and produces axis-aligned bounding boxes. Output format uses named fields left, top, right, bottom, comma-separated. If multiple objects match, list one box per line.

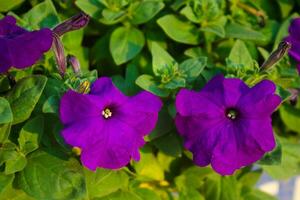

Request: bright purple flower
left=60, top=77, right=162, bottom=170
left=286, top=18, right=300, bottom=74
left=0, top=16, right=53, bottom=73
left=175, top=75, right=281, bottom=175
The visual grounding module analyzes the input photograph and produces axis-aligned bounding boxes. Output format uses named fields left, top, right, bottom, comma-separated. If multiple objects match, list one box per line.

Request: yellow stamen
left=102, top=108, right=112, bottom=119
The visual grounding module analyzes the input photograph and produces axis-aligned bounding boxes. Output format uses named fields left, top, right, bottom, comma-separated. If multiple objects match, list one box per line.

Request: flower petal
left=175, top=114, right=223, bottom=167
left=9, top=28, right=53, bottom=69
left=211, top=122, right=266, bottom=175
left=80, top=119, right=145, bottom=170
left=60, top=90, right=103, bottom=124
left=289, top=18, right=300, bottom=41
left=61, top=118, right=104, bottom=149
left=90, top=77, right=127, bottom=105
left=0, top=16, right=52, bottom=72
left=117, top=91, right=162, bottom=135
left=201, top=75, right=250, bottom=108
left=175, top=88, right=222, bottom=117
left=237, top=80, right=281, bottom=118
left=287, top=36, right=300, bottom=62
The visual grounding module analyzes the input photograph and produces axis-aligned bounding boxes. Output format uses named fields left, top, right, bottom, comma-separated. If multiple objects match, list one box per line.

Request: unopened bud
left=52, top=33, right=66, bottom=76
left=261, top=41, right=291, bottom=70
left=53, top=12, right=90, bottom=36
left=72, top=146, right=82, bottom=156
left=68, top=55, right=81, bottom=75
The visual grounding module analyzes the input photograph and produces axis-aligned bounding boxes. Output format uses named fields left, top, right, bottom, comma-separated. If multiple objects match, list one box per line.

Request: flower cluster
left=0, top=13, right=290, bottom=175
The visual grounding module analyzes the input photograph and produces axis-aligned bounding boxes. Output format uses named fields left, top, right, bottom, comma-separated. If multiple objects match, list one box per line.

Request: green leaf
left=276, top=86, right=291, bottom=102
left=225, top=23, right=267, bottom=43
left=17, top=150, right=86, bottom=200
left=0, top=0, right=24, bottom=12
left=133, top=188, right=161, bottom=200
left=23, top=0, right=59, bottom=28
left=4, top=151, right=27, bottom=175
left=163, top=76, right=186, bottom=89
left=151, top=42, right=176, bottom=76
left=0, top=183, right=35, bottom=200
left=136, top=75, right=170, bottom=97
left=149, top=107, right=173, bottom=140
left=95, top=191, right=142, bottom=200
left=273, top=13, right=299, bottom=49
left=0, top=173, right=14, bottom=195
left=258, top=139, right=282, bottom=165
left=130, top=1, right=164, bottom=25
left=157, top=14, right=201, bottom=45
left=175, top=167, right=213, bottom=192
left=85, top=168, right=129, bottom=199
left=18, top=116, right=44, bottom=155
left=238, top=170, right=262, bottom=187
left=179, top=57, right=207, bottom=82
left=152, top=131, right=183, bottom=157
left=201, top=16, right=227, bottom=38
left=6, top=75, right=47, bottom=125
left=279, top=104, right=300, bottom=133
left=0, top=142, right=27, bottom=175
left=75, top=0, right=104, bottom=20
left=242, top=189, right=277, bottom=200
left=0, top=123, right=11, bottom=143
left=262, top=138, right=300, bottom=179
left=220, top=176, right=239, bottom=200
left=228, top=40, right=253, bottom=69
left=110, top=26, right=145, bottom=65
left=42, top=95, right=60, bottom=114
left=133, top=146, right=164, bottom=181
left=0, top=97, right=13, bottom=124
left=277, top=0, right=294, bottom=18
left=179, top=189, right=205, bottom=200
left=101, top=9, right=126, bottom=25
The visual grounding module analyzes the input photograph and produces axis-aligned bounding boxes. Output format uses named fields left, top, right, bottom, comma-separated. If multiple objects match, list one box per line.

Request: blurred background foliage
left=1, top=0, right=300, bottom=200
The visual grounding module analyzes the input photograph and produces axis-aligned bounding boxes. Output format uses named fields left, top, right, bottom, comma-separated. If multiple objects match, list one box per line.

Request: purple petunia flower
left=286, top=18, right=300, bottom=74
left=0, top=16, right=53, bottom=73
left=175, top=75, right=281, bottom=175
left=60, top=77, right=162, bottom=170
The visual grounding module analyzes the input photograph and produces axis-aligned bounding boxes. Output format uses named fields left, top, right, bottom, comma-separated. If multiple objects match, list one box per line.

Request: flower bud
left=53, top=12, right=90, bottom=36
left=68, top=55, right=81, bottom=76
left=52, top=33, right=66, bottom=76
left=261, top=41, right=291, bottom=70
left=77, top=80, right=90, bottom=94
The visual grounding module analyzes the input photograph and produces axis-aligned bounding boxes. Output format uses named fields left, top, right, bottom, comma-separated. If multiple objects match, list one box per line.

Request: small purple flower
left=175, top=75, right=281, bottom=175
left=0, top=16, right=53, bottom=73
left=60, top=77, right=162, bottom=170
left=286, top=18, right=300, bottom=74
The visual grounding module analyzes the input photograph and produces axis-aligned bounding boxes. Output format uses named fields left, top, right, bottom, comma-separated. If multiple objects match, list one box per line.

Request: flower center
left=225, top=108, right=239, bottom=120
left=102, top=108, right=112, bottom=119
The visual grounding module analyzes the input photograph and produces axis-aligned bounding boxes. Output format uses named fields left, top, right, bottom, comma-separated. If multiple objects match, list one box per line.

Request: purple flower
left=60, top=77, right=162, bottom=170
left=286, top=18, right=300, bottom=74
left=0, top=16, right=53, bottom=73
left=175, top=75, right=281, bottom=175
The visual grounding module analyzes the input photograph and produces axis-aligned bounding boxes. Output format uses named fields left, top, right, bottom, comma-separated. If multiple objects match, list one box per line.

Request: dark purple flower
left=286, top=18, right=300, bottom=74
left=60, top=77, right=162, bottom=170
left=0, top=16, right=53, bottom=73
left=175, top=75, right=281, bottom=175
